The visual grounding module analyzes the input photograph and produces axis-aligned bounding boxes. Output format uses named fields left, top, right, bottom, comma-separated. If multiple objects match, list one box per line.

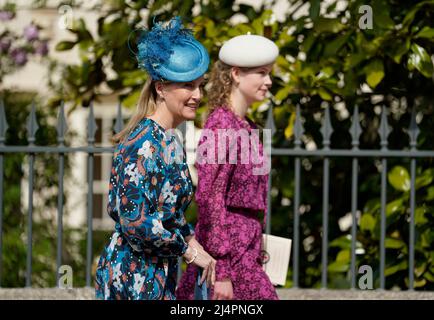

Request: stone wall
left=1, top=288, right=433, bottom=300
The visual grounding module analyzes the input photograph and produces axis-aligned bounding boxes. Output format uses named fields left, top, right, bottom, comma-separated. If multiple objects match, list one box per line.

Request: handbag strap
left=194, top=269, right=208, bottom=300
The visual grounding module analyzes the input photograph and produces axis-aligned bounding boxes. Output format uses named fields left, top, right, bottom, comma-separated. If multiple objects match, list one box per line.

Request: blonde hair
left=111, top=78, right=158, bottom=145
left=207, top=60, right=234, bottom=115
left=207, top=61, right=256, bottom=119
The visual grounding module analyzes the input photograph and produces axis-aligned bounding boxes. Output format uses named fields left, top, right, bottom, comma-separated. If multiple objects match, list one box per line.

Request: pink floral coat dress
left=176, top=106, right=278, bottom=300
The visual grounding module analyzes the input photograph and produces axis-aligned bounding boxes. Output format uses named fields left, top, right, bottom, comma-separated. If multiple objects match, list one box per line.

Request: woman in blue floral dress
left=95, top=17, right=216, bottom=300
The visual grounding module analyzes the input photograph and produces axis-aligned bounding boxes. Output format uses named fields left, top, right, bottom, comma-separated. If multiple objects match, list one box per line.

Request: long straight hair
left=111, top=78, right=158, bottom=145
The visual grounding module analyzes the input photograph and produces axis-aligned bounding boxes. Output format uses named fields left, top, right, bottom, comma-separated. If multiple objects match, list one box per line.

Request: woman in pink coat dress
left=176, top=34, right=279, bottom=300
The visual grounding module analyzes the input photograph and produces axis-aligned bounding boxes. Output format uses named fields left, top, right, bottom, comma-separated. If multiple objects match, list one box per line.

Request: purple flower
left=0, top=37, right=11, bottom=53
left=34, top=40, right=48, bottom=56
left=11, top=48, right=28, bottom=66
left=24, top=24, right=39, bottom=41
left=0, top=10, right=14, bottom=21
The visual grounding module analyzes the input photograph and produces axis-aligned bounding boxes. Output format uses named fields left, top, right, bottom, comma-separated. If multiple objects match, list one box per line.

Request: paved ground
left=0, top=288, right=433, bottom=300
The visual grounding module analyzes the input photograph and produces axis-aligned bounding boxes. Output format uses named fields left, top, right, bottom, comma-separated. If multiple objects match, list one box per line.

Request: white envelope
left=261, top=234, right=292, bottom=286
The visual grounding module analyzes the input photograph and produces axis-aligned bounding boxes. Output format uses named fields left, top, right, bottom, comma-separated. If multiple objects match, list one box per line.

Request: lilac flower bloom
left=34, top=40, right=48, bottom=56
left=0, top=10, right=14, bottom=21
left=24, top=24, right=39, bottom=41
left=11, top=48, right=28, bottom=66
left=0, top=37, right=11, bottom=53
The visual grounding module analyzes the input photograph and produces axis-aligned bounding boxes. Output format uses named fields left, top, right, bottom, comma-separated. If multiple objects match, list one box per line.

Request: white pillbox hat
left=218, top=34, right=279, bottom=67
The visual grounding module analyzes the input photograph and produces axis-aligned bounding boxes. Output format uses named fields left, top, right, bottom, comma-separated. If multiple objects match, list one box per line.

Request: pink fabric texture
left=176, top=106, right=278, bottom=300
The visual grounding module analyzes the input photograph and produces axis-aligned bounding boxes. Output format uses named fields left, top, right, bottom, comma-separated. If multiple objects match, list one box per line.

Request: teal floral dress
left=95, top=118, right=194, bottom=300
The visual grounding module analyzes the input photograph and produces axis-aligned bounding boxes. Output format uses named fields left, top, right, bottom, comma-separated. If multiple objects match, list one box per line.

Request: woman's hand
left=183, top=245, right=216, bottom=288
left=186, top=236, right=204, bottom=251
left=212, top=279, right=233, bottom=300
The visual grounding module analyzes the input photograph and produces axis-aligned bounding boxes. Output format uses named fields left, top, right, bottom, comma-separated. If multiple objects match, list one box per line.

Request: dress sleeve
left=179, top=220, right=195, bottom=239
left=116, top=137, right=188, bottom=258
left=196, top=123, right=235, bottom=281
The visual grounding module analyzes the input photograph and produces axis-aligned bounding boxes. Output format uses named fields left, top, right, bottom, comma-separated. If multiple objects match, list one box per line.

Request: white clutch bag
left=261, top=234, right=292, bottom=286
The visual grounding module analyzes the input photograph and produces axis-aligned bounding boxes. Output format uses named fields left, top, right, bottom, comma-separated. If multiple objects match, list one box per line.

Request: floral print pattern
left=95, top=118, right=194, bottom=300
left=176, top=106, right=278, bottom=300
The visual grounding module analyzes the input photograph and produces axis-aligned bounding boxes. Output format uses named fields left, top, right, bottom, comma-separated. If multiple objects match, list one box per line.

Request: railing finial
left=350, top=104, right=362, bottom=149
left=378, top=105, right=390, bottom=150
left=294, top=104, right=304, bottom=148
left=320, top=105, right=333, bottom=149
left=27, top=100, right=39, bottom=145
left=265, top=106, right=276, bottom=138
left=87, top=101, right=98, bottom=144
left=409, top=107, right=420, bottom=150
left=0, top=98, right=9, bottom=144
left=57, top=101, right=68, bottom=144
left=114, top=102, right=123, bottom=134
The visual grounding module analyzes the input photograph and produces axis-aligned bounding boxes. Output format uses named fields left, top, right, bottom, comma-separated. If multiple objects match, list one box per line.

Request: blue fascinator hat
left=135, top=16, right=209, bottom=82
